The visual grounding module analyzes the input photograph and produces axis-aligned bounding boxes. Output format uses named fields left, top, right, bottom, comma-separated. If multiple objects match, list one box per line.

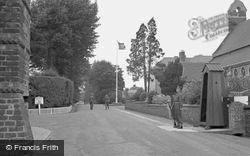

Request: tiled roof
left=202, top=63, right=224, bottom=72
left=212, top=19, right=250, bottom=57
left=182, top=62, right=205, bottom=81
left=159, top=57, right=176, bottom=65
left=159, top=55, right=211, bottom=65
left=155, top=55, right=211, bottom=81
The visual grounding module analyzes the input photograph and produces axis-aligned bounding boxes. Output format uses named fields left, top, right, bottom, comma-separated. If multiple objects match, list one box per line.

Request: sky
left=90, top=0, right=250, bottom=88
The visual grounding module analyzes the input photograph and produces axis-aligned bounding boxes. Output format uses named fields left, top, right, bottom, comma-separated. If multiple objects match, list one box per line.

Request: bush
left=41, top=68, right=59, bottom=77
left=148, top=91, right=157, bottom=104
left=28, top=76, right=74, bottom=108
left=152, top=94, right=170, bottom=104
left=139, top=92, right=147, bottom=101
left=109, top=91, right=125, bottom=103
left=131, top=88, right=144, bottom=101
left=90, top=89, right=125, bottom=104
left=176, top=81, right=201, bottom=105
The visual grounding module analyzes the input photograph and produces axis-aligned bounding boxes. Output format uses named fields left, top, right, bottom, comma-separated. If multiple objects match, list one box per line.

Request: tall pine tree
left=126, top=24, right=148, bottom=92
left=146, top=17, right=164, bottom=93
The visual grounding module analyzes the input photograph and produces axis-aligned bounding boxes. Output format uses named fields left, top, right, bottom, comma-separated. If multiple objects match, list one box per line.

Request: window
left=241, top=67, right=246, bottom=77
left=234, top=68, right=238, bottom=77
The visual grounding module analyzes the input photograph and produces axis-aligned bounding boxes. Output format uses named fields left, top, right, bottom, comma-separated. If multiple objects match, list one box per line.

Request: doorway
left=200, top=73, right=208, bottom=122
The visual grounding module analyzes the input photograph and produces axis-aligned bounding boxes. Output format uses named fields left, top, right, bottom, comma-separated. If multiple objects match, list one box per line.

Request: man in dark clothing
left=104, top=94, right=110, bottom=110
left=90, top=95, right=94, bottom=110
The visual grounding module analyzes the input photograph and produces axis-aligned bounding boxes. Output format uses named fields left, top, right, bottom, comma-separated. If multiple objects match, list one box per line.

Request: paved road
left=30, top=104, right=250, bottom=156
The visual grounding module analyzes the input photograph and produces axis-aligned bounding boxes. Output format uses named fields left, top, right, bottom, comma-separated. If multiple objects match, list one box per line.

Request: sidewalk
left=120, top=107, right=233, bottom=135
left=32, top=127, right=51, bottom=140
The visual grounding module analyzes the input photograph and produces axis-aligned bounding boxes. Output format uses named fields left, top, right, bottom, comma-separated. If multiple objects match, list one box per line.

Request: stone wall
left=125, top=102, right=200, bottom=125
left=0, top=0, right=33, bottom=139
left=181, top=104, right=200, bottom=126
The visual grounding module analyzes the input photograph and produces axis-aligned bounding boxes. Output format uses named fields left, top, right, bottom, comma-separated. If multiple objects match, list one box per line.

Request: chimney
left=179, top=50, right=186, bottom=62
left=228, top=0, right=247, bottom=32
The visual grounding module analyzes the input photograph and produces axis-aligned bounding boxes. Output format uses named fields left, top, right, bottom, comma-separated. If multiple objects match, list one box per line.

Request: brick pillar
left=0, top=0, right=33, bottom=139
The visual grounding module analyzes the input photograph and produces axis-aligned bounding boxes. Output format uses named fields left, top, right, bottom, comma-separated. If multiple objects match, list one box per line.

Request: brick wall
left=181, top=104, right=200, bottom=126
left=0, top=0, right=33, bottom=139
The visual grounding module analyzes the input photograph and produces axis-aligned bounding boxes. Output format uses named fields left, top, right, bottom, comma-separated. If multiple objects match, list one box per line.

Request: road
left=30, top=104, right=250, bottom=156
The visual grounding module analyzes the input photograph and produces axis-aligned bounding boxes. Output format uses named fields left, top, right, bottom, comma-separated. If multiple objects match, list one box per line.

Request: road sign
left=35, top=96, right=44, bottom=105
left=35, top=96, right=44, bottom=115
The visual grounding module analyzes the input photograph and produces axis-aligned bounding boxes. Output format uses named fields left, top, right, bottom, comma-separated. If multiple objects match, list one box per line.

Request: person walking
left=89, top=95, right=94, bottom=110
left=168, top=95, right=183, bottom=129
left=104, top=94, right=110, bottom=110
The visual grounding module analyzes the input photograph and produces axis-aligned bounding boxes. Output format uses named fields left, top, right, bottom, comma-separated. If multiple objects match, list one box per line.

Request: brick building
left=0, top=0, right=33, bottom=139
left=210, top=0, right=250, bottom=92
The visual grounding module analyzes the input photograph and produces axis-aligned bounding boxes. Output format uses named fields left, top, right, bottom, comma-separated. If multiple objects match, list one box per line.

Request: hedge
left=28, top=76, right=74, bottom=108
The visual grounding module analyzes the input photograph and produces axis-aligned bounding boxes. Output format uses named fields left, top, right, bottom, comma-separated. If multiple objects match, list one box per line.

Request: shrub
left=131, top=88, right=144, bottom=101
left=41, top=68, right=59, bottom=77
left=176, top=81, right=201, bottom=105
left=28, top=76, right=74, bottom=108
left=148, top=91, right=157, bottom=104
left=152, top=94, right=170, bottom=104
left=139, top=92, right=147, bottom=101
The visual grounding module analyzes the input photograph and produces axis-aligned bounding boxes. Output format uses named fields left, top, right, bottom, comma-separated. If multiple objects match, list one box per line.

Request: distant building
left=150, top=51, right=212, bottom=94
left=210, top=0, right=250, bottom=91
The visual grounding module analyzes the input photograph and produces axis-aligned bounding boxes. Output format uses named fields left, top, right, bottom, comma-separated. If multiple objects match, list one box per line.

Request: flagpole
left=115, top=43, right=118, bottom=104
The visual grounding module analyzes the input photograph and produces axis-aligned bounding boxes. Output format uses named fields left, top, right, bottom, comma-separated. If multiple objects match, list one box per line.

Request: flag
left=118, top=41, right=126, bottom=50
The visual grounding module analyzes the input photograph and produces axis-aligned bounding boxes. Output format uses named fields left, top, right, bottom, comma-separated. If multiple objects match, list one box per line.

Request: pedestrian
left=173, top=101, right=183, bottom=129
left=104, top=94, right=110, bottom=110
left=168, top=95, right=183, bottom=129
left=90, top=95, right=94, bottom=110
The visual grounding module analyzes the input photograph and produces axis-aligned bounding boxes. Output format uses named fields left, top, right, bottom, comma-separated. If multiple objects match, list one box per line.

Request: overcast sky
left=90, top=0, right=250, bottom=88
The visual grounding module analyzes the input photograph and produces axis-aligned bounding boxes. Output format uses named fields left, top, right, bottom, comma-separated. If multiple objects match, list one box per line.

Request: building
left=210, top=0, right=250, bottom=92
left=150, top=51, right=211, bottom=94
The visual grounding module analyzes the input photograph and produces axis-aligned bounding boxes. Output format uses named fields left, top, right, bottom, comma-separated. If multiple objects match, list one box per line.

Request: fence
left=29, top=105, right=72, bottom=115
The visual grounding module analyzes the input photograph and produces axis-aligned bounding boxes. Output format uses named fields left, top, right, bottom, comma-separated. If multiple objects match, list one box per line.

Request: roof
left=212, top=19, right=250, bottom=58
left=202, top=63, right=224, bottom=72
left=159, top=55, right=211, bottom=65
left=159, top=57, right=177, bottom=65
left=155, top=55, right=211, bottom=81
left=182, top=62, right=205, bottom=81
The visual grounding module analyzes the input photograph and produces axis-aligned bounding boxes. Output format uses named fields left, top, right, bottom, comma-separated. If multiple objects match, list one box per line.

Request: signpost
left=35, top=96, right=44, bottom=115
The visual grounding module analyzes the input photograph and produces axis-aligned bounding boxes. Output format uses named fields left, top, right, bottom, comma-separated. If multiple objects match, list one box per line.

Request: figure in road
left=169, top=96, right=183, bottom=129
left=104, top=94, right=110, bottom=110
left=90, top=95, right=94, bottom=110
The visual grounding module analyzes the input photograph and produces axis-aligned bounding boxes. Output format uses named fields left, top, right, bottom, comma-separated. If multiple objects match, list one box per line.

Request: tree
left=127, top=18, right=164, bottom=93
left=87, top=60, right=125, bottom=103
left=146, top=17, right=164, bottom=93
left=127, top=24, right=148, bottom=92
left=154, top=58, right=185, bottom=103
left=30, top=0, right=99, bottom=101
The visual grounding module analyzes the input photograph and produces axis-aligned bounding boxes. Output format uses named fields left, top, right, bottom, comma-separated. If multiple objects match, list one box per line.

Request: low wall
left=125, top=102, right=200, bottom=125
left=29, top=105, right=72, bottom=115
left=125, top=102, right=170, bottom=118
left=181, top=104, right=200, bottom=125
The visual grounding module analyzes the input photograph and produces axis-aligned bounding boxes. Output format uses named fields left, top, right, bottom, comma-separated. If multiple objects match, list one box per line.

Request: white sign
left=35, top=97, right=44, bottom=105
left=234, top=96, right=248, bottom=105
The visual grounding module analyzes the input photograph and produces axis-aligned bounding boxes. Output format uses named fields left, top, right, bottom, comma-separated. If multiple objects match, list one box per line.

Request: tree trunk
left=147, top=56, right=151, bottom=93
left=143, top=49, right=147, bottom=92
left=47, top=48, right=53, bottom=69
